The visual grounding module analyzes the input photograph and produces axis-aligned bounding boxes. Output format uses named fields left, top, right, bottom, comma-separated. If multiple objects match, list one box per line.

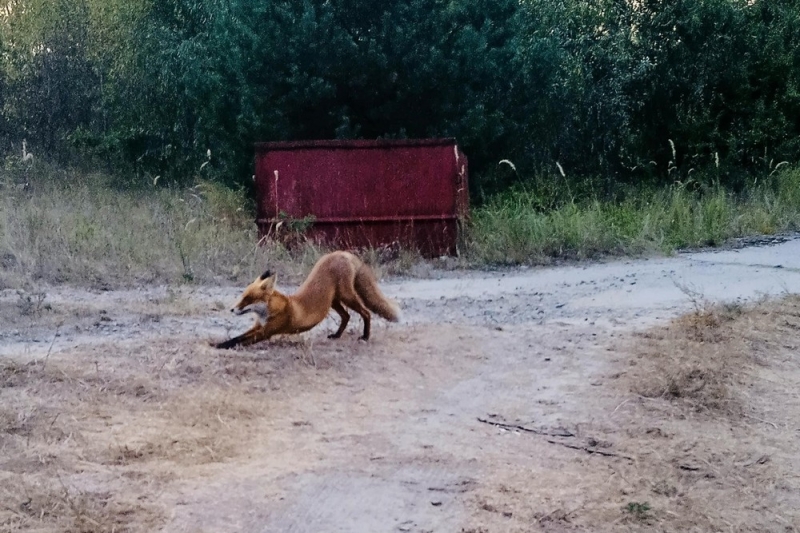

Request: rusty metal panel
left=254, top=138, right=469, bottom=257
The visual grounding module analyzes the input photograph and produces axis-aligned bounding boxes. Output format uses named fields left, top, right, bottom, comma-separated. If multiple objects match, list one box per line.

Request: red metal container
left=254, top=138, right=469, bottom=257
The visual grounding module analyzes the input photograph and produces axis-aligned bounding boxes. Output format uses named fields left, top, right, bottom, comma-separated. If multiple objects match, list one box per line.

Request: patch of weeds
left=672, top=284, right=747, bottom=343
left=652, top=480, right=678, bottom=497
left=0, top=406, right=37, bottom=436
left=176, top=240, right=195, bottom=282
left=625, top=297, right=800, bottom=416
left=358, top=243, right=428, bottom=277
left=0, top=172, right=285, bottom=287
left=635, top=351, right=732, bottom=410
left=271, top=211, right=316, bottom=249
left=674, top=309, right=726, bottom=343
left=666, top=368, right=719, bottom=400
left=624, top=501, right=652, bottom=520
left=16, top=289, right=50, bottom=317
left=0, top=360, right=34, bottom=388
left=7, top=478, right=159, bottom=532
left=535, top=508, right=574, bottom=525
left=277, top=211, right=316, bottom=233
left=468, top=167, right=800, bottom=265
left=720, top=301, right=745, bottom=320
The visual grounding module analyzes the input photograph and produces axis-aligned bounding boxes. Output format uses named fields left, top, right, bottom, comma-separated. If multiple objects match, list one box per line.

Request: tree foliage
left=1, top=0, right=799, bottom=193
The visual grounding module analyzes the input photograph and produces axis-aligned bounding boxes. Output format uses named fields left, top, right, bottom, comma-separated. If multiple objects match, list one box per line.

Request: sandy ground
left=2, top=240, right=800, bottom=532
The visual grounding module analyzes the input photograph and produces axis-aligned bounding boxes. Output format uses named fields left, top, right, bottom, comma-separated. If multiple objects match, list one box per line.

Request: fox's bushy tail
left=354, top=265, right=401, bottom=322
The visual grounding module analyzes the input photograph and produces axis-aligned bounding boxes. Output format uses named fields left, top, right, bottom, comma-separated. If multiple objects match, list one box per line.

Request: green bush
left=2, top=0, right=798, bottom=191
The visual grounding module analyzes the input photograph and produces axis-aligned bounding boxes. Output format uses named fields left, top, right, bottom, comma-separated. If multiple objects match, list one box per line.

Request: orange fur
left=214, top=251, right=400, bottom=349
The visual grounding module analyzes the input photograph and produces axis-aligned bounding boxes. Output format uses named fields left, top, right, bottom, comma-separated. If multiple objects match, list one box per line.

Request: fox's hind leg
left=339, top=294, right=371, bottom=341
left=328, top=300, right=350, bottom=339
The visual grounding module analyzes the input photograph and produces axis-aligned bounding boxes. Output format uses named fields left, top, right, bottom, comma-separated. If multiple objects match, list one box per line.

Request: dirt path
left=2, top=240, right=800, bottom=532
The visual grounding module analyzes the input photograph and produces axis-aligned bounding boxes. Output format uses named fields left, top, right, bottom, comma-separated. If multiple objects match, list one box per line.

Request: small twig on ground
left=477, top=417, right=575, bottom=438
left=741, top=413, right=779, bottom=429
left=41, top=322, right=62, bottom=371
left=612, top=398, right=631, bottom=415
left=538, top=502, right=586, bottom=524
left=737, top=454, right=770, bottom=467
left=672, top=278, right=707, bottom=312
left=544, top=438, right=634, bottom=461
left=478, top=417, right=633, bottom=461
left=56, top=472, right=101, bottom=527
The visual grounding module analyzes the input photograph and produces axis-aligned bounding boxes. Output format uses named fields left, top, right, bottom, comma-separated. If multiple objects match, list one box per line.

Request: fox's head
left=230, top=270, right=278, bottom=323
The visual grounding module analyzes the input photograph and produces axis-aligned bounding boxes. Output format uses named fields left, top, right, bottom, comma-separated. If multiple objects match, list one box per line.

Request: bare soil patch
left=442, top=298, right=800, bottom=533
left=1, top=252, right=800, bottom=532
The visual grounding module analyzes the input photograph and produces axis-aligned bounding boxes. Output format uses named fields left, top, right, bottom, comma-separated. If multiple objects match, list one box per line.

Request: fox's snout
left=229, top=301, right=269, bottom=322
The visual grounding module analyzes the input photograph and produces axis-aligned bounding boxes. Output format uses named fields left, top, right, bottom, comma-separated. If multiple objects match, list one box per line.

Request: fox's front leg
left=214, top=324, right=268, bottom=349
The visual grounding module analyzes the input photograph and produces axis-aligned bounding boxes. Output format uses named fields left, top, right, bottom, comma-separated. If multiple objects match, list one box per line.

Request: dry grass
left=0, top=328, right=322, bottom=532
left=3, top=270, right=800, bottom=531
left=631, top=305, right=743, bottom=412
left=0, top=170, right=439, bottom=290
left=0, top=275, right=407, bottom=532
left=4, top=165, right=800, bottom=288
left=608, top=294, right=800, bottom=531
left=0, top=476, right=162, bottom=533
left=0, top=169, right=341, bottom=288
left=627, top=296, right=790, bottom=414
left=439, top=295, right=800, bottom=532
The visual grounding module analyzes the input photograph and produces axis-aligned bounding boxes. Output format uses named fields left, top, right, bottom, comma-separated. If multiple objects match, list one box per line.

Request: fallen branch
left=477, top=417, right=575, bottom=438
left=477, top=417, right=633, bottom=462
left=545, top=439, right=634, bottom=461
left=741, top=413, right=779, bottom=429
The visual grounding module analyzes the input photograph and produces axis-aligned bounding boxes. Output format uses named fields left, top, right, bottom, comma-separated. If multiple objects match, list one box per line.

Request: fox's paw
left=357, top=335, right=369, bottom=342
left=213, top=339, right=237, bottom=350
left=327, top=332, right=343, bottom=340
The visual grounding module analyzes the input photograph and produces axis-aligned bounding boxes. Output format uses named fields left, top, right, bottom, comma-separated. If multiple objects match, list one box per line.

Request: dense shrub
left=1, top=0, right=798, bottom=194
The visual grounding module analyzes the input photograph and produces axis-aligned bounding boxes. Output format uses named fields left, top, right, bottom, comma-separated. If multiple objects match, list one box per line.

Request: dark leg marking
left=328, top=300, right=350, bottom=339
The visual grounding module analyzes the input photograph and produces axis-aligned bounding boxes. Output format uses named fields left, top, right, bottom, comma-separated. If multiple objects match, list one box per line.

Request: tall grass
left=0, top=169, right=324, bottom=288
left=2, top=166, right=800, bottom=287
left=468, top=168, right=800, bottom=264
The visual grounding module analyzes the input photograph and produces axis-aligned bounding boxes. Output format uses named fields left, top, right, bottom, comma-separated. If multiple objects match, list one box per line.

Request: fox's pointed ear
left=259, top=273, right=276, bottom=291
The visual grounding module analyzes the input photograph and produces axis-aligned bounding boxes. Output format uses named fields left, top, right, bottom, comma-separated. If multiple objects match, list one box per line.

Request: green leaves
left=515, top=0, right=800, bottom=188
left=1, top=0, right=799, bottom=192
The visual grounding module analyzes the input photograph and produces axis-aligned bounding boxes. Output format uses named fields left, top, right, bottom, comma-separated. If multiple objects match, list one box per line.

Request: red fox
left=214, top=251, right=400, bottom=349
